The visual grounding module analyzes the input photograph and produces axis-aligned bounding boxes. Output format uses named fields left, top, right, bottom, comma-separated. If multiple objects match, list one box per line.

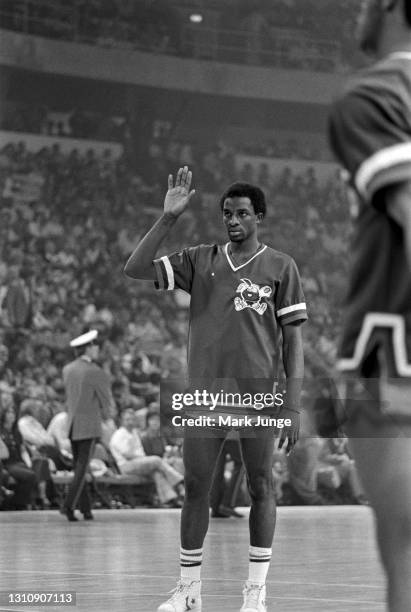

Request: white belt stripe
left=355, top=142, right=411, bottom=198
left=337, top=313, right=411, bottom=376
left=276, top=302, right=306, bottom=317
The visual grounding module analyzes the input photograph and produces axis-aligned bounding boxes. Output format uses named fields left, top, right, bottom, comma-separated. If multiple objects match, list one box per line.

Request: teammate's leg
left=157, top=431, right=224, bottom=612
left=239, top=430, right=276, bottom=611
left=347, top=424, right=411, bottom=612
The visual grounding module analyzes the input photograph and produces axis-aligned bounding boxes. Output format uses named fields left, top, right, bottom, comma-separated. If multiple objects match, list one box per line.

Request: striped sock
left=248, top=545, right=272, bottom=585
left=180, top=547, right=203, bottom=582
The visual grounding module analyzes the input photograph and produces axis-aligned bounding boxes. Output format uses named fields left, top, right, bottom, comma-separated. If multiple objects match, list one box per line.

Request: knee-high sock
left=248, top=545, right=272, bottom=585
left=180, top=547, right=203, bottom=582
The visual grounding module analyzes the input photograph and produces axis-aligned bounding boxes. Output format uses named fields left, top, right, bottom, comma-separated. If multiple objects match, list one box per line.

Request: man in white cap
left=62, top=329, right=114, bottom=521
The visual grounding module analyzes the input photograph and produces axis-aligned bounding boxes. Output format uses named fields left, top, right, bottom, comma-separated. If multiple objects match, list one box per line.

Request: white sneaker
left=157, top=579, right=202, bottom=612
left=240, top=581, right=267, bottom=612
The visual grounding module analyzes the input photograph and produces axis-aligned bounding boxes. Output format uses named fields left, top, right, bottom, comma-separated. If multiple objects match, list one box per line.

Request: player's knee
left=248, top=472, right=274, bottom=502
left=184, top=471, right=210, bottom=500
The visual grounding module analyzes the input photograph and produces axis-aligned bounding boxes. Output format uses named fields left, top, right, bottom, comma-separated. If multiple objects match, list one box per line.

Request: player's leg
left=238, top=429, right=276, bottom=612
left=221, top=438, right=245, bottom=517
left=209, top=441, right=227, bottom=517
left=181, top=431, right=225, bottom=551
left=157, top=431, right=224, bottom=612
left=347, top=424, right=411, bottom=612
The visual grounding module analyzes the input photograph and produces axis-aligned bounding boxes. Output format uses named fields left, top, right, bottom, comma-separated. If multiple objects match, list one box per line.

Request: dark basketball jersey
left=328, top=52, right=411, bottom=377
left=154, top=243, right=307, bottom=391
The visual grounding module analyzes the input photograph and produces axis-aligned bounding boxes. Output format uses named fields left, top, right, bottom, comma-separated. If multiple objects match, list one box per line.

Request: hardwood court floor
left=0, top=506, right=385, bottom=612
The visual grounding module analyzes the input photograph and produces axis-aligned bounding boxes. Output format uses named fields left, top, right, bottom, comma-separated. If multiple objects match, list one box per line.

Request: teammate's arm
left=384, top=180, right=411, bottom=271
left=124, top=166, right=195, bottom=279
left=278, top=322, right=304, bottom=454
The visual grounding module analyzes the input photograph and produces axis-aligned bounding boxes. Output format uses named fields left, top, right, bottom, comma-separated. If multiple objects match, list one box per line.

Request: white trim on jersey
left=355, top=142, right=411, bottom=199
left=337, top=312, right=411, bottom=376
left=388, top=52, right=411, bottom=60
left=276, top=303, right=307, bottom=318
left=224, top=243, right=267, bottom=272
left=161, top=255, right=175, bottom=290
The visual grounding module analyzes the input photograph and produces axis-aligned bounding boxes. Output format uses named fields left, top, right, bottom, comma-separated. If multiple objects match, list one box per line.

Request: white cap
left=70, top=329, right=98, bottom=348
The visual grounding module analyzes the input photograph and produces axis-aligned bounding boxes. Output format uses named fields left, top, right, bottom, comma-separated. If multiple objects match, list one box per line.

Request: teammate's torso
left=328, top=54, right=411, bottom=376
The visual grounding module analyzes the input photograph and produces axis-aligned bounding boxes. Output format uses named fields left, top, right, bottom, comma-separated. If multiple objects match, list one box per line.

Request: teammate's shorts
left=336, top=375, right=411, bottom=428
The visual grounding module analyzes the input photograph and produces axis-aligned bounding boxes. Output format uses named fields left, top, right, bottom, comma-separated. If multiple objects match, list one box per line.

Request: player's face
left=356, top=0, right=385, bottom=55
left=222, top=197, right=261, bottom=243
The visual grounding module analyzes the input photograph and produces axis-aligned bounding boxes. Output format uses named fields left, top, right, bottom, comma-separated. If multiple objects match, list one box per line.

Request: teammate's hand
left=278, top=407, right=300, bottom=455
left=164, top=166, right=196, bottom=219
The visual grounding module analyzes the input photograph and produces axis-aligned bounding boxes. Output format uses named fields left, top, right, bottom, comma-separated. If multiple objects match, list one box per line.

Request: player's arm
left=124, top=166, right=196, bottom=279
left=384, top=180, right=411, bottom=271
left=278, top=322, right=304, bottom=454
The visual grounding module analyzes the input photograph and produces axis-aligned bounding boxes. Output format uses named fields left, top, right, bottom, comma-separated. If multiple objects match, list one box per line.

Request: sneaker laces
left=243, top=583, right=264, bottom=608
left=166, top=580, right=195, bottom=605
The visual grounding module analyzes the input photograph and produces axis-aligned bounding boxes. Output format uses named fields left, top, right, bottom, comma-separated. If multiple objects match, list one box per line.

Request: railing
left=181, top=24, right=341, bottom=70
left=0, top=0, right=342, bottom=72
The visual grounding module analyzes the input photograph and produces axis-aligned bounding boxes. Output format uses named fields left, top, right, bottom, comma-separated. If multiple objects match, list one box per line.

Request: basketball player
left=328, top=1, right=411, bottom=610
left=125, top=167, right=307, bottom=611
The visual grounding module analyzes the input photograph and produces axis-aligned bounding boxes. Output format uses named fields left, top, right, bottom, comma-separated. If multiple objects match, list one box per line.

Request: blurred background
left=0, top=0, right=366, bottom=510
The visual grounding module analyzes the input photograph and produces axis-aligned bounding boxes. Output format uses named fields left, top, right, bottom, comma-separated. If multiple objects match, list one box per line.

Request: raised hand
left=164, top=166, right=196, bottom=218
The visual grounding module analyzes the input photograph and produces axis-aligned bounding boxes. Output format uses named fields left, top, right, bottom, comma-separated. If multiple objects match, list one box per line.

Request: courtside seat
left=52, top=471, right=151, bottom=486
left=51, top=471, right=155, bottom=508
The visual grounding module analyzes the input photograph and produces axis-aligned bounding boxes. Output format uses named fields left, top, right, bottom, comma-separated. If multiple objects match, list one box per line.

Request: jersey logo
left=234, top=278, right=272, bottom=315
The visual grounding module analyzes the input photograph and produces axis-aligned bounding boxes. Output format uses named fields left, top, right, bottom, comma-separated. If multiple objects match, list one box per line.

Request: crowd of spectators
left=1, top=104, right=331, bottom=165
left=239, top=137, right=332, bottom=162
left=0, top=0, right=181, bottom=54
left=0, top=116, right=350, bottom=509
left=1, top=104, right=130, bottom=144
left=0, top=0, right=361, bottom=72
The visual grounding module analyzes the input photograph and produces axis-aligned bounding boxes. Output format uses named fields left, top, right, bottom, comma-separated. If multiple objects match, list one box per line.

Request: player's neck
left=229, top=235, right=260, bottom=255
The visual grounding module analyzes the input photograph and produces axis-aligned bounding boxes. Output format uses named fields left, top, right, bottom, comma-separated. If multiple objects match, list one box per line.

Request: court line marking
left=16, top=591, right=382, bottom=606
left=0, top=569, right=384, bottom=590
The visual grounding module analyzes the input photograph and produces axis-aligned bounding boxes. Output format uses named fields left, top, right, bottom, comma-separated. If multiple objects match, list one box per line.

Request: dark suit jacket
left=63, top=357, right=113, bottom=441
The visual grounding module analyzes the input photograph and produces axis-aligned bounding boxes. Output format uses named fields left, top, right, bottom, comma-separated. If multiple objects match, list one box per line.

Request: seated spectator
left=46, top=407, right=72, bottom=458
left=112, top=379, right=143, bottom=412
left=109, top=408, right=184, bottom=507
left=210, top=435, right=245, bottom=518
left=0, top=406, right=37, bottom=509
left=286, top=436, right=325, bottom=505
left=0, top=436, right=14, bottom=506
left=317, top=437, right=367, bottom=504
left=18, top=399, right=71, bottom=471
left=18, top=399, right=72, bottom=506
left=141, top=407, right=184, bottom=475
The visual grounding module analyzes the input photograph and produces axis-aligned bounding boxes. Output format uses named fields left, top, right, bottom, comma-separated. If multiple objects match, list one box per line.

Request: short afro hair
left=219, top=182, right=267, bottom=218
left=405, top=0, right=411, bottom=25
